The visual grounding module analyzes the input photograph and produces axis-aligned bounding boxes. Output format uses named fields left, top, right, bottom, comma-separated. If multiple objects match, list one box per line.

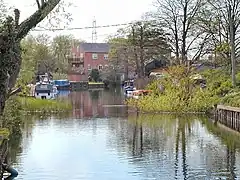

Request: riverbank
left=70, top=81, right=105, bottom=90
left=19, top=97, right=72, bottom=113
left=1, top=96, right=72, bottom=135
left=127, top=66, right=239, bottom=113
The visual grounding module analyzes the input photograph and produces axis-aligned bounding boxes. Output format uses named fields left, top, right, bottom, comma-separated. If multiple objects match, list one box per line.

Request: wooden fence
left=215, top=105, right=240, bottom=132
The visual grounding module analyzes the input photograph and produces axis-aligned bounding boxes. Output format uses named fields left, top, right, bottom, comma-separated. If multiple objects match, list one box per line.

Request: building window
left=88, top=64, right=91, bottom=70
left=92, top=53, right=98, bottom=59
left=98, top=65, right=103, bottom=70
left=104, top=54, right=108, bottom=60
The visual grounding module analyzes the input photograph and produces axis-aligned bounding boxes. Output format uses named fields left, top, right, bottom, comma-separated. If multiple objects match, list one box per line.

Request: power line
left=32, top=22, right=133, bottom=32
left=31, top=20, right=157, bottom=32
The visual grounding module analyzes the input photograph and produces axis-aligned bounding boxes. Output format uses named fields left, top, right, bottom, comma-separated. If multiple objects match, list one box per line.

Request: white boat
left=34, top=73, right=58, bottom=99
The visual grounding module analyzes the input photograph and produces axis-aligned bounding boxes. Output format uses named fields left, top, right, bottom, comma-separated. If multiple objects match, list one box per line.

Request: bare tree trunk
left=229, top=7, right=236, bottom=87
left=132, top=26, right=140, bottom=78
left=174, top=24, right=180, bottom=64
left=139, top=25, right=145, bottom=77
left=124, top=49, right=129, bottom=80
left=181, top=1, right=188, bottom=65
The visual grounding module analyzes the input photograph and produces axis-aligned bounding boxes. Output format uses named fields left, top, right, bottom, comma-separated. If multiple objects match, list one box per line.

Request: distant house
left=68, top=43, right=109, bottom=81
left=71, top=43, right=109, bottom=71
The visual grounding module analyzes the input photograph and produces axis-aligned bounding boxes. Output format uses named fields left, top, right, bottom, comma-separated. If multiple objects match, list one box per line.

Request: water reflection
left=3, top=175, right=17, bottom=180
left=6, top=90, right=240, bottom=179
left=69, top=89, right=127, bottom=118
left=124, top=114, right=240, bottom=179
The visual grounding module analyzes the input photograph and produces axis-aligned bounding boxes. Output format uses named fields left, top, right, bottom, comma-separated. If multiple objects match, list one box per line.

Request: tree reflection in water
left=3, top=174, right=17, bottom=180
left=126, top=113, right=240, bottom=179
left=227, top=145, right=236, bottom=179
left=4, top=90, right=240, bottom=179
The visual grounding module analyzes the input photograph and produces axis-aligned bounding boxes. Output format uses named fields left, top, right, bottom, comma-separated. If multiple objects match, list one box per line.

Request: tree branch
left=17, top=0, right=61, bottom=40
left=7, top=87, right=22, bottom=99
left=36, top=0, right=41, bottom=9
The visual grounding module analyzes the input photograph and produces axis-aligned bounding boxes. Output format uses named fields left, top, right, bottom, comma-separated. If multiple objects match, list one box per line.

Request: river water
left=7, top=89, right=240, bottom=179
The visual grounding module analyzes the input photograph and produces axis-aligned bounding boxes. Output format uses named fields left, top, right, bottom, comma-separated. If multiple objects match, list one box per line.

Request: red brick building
left=68, top=43, right=109, bottom=82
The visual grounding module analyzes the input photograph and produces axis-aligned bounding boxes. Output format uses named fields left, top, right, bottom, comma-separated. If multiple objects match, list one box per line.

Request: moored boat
left=132, top=90, right=152, bottom=99
left=123, top=80, right=136, bottom=95
left=53, top=79, right=70, bottom=90
left=34, top=73, right=58, bottom=99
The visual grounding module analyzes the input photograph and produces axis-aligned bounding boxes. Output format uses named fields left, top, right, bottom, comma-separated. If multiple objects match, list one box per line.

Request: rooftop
left=80, top=43, right=109, bottom=53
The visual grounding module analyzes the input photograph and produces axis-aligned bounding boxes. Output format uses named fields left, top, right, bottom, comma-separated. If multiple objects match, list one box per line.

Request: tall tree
left=51, top=35, right=85, bottom=73
left=19, top=36, right=39, bottom=84
left=198, top=8, right=230, bottom=65
left=0, top=0, right=63, bottom=115
left=128, top=21, right=171, bottom=77
left=109, top=22, right=171, bottom=79
left=34, top=34, right=55, bottom=74
left=151, top=0, right=207, bottom=64
left=199, top=0, right=240, bottom=86
left=108, top=37, right=134, bottom=80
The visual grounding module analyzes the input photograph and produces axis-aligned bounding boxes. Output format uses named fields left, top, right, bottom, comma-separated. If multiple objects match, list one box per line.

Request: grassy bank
left=19, top=97, right=72, bottom=113
left=128, top=66, right=239, bottom=113
left=0, top=96, right=72, bottom=136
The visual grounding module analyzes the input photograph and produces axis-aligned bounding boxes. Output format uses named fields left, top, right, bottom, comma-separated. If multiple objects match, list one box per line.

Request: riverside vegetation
left=128, top=66, right=240, bottom=113
left=0, top=96, right=72, bottom=137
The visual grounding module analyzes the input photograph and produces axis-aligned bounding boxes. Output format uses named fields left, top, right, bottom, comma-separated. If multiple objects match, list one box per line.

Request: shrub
left=128, top=66, right=235, bottom=113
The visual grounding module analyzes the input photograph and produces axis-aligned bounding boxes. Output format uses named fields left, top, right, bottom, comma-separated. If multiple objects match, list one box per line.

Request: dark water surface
left=8, top=89, right=240, bottom=179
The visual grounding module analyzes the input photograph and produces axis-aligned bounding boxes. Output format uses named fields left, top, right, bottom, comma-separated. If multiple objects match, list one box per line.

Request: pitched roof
left=80, top=43, right=109, bottom=53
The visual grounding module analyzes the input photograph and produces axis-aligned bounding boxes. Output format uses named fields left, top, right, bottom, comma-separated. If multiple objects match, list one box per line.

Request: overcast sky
left=6, top=0, right=154, bottom=42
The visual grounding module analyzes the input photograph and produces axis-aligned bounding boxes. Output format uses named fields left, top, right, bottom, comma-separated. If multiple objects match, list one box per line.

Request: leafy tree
left=51, top=35, right=85, bottom=73
left=128, top=21, right=171, bottom=77
left=34, top=34, right=55, bottom=74
left=108, top=21, right=171, bottom=79
left=89, top=69, right=100, bottom=82
left=19, top=36, right=38, bottom=83
left=108, top=37, right=133, bottom=80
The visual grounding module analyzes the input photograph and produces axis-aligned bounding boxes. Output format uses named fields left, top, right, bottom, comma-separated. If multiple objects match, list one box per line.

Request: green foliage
left=128, top=21, right=171, bottom=56
left=201, top=69, right=233, bottom=96
left=51, top=35, right=85, bottom=74
left=107, top=21, right=171, bottom=78
left=0, top=96, right=72, bottom=137
left=19, top=97, right=72, bottom=113
left=128, top=66, right=235, bottom=113
left=18, top=34, right=84, bottom=86
left=19, top=35, right=54, bottom=85
left=1, top=97, right=23, bottom=135
left=215, top=42, right=230, bottom=54
left=89, top=69, right=100, bottom=82
left=221, top=92, right=240, bottom=107
left=52, top=73, right=68, bottom=80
